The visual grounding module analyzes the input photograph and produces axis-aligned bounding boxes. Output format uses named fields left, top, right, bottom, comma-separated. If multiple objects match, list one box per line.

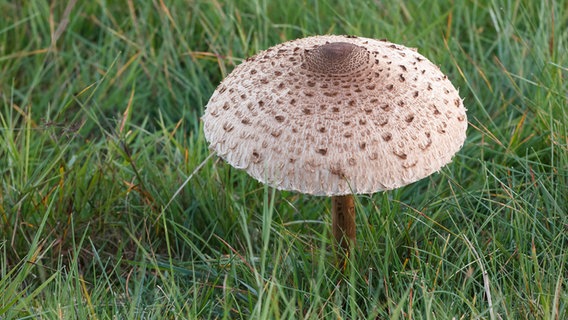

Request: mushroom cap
left=202, top=35, right=467, bottom=196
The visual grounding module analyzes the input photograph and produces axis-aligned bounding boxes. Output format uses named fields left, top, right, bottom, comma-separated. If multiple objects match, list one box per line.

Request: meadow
left=1, top=0, right=567, bottom=319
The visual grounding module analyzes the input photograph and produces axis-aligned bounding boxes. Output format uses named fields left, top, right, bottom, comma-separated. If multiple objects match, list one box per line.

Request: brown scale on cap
left=202, top=35, right=467, bottom=196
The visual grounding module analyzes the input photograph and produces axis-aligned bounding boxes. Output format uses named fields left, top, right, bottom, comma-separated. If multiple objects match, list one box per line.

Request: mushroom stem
left=331, top=194, right=356, bottom=254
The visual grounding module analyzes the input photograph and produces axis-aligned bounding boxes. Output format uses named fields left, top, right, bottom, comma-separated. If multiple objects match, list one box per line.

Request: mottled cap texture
left=202, top=35, right=468, bottom=196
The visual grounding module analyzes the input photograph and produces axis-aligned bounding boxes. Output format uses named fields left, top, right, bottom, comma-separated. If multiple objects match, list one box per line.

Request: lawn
left=1, top=0, right=567, bottom=319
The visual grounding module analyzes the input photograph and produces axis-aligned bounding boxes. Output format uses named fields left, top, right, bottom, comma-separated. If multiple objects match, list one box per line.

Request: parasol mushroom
left=202, top=35, right=467, bottom=257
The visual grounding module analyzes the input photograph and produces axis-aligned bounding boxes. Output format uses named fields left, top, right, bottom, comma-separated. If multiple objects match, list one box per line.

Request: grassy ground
left=1, top=0, right=567, bottom=318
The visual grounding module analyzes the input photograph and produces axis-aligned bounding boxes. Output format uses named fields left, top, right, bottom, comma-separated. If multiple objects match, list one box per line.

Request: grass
left=1, top=0, right=567, bottom=318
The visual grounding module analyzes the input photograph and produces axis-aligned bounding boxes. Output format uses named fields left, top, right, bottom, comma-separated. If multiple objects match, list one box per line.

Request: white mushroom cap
left=202, top=35, right=467, bottom=196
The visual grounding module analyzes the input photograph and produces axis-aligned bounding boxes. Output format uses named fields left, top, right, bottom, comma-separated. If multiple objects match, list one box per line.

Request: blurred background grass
left=1, top=0, right=567, bottom=318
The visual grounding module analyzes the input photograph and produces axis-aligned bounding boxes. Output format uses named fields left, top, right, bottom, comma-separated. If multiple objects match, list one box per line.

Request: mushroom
left=202, top=35, right=467, bottom=258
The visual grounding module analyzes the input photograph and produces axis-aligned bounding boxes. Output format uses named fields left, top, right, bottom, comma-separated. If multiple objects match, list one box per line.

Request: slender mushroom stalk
left=202, top=35, right=468, bottom=266
left=332, top=194, right=356, bottom=253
